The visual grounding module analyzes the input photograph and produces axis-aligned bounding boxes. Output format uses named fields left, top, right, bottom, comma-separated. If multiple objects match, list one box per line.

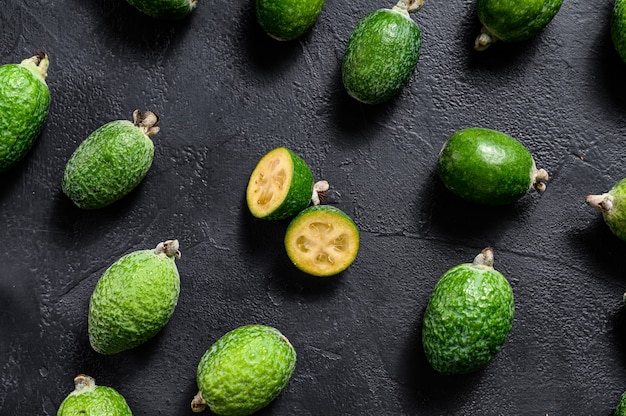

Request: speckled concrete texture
left=2, top=0, right=626, bottom=414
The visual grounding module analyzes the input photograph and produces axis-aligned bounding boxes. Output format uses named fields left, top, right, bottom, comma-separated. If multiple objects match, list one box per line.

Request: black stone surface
left=2, top=0, right=626, bottom=414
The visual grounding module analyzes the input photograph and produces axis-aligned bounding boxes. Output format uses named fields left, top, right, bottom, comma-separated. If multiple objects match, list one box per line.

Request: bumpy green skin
left=603, top=178, right=626, bottom=241
left=62, top=120, right=154, bottom=209
left=256, top=0, right=325, bottom=41
left=57, top=386, right=132, bottom=416
left=477, top=0, right=563, bottom=42
left=0, top=62, right=49, bottom=172
left=197, top=325, right=297, bottom=416
left=612, top=0, right=626, bottom=63
left=615, top=391, right=626, bottom=416
left=342, top=8, right=422, bottom=104
left=437, top=127, right=536, bottom=205
left=126, top=0, right=196, bottom=19
left=88, top=249, right=180, bottom=355
left=422, top=261, right=514, bottom=375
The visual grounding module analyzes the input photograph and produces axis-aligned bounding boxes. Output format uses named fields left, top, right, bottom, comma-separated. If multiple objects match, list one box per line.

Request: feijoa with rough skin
left=437, top=127, right=548, bottom=205
left=246, top=147, right=314, bottom=220
left=88, top=240, right=181, bottom=355
left=612, top=0, right=626, bottom=63
left=191, top=324, right=297, bottom=415
left=256, top=0, right=325, bottom=41
left=422, top=248, right=515, bottom=375
left=342, top=0, right=423, bottom=104
left=615, top=391, right=626, bottom=416
left=0, top=53, right=50, bottom=172
left=474, top=0, right=563, bottom=51
left=285, top=205, right=360, bottom=277
left=126, top=0, right=197, bottom=20
left=62, top=110, right=158, bottom=210
left=586, top=178, right=626, bottom=242
left=57, top=374, right=132, bottom=416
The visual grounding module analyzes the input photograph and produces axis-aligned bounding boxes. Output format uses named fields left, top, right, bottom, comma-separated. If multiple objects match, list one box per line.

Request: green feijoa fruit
left=0, top=53, right=50, bottom=172
left=62, top=110, right=158, bottom=210
left=437, top=127, right=548, bottom=205
left=284, top=205, right=360, bottom=277
left=615, top=391, right=626, bottom=416
left=422, top=247, right=515, bottom=375
left=246, top=147, right=314, bottom=220
left=57, top=374, right=132, bottom=416
left=126, top=0, right=197, bottom=20
left=612, top=0, right=626, bottom=63
left=586, top=178, right=626, bottom=242
left=474, top=0, right=563, bottom=51
left=342, top=0, right=423, bottom=104
left=88, top=240, right=181, bottom=355
left=256, top=0, right=325, bottom=41
left=191, top=324, right=297, bottom=415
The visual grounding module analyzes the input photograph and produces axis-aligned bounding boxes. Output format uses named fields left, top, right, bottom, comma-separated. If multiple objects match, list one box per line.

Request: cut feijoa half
left=284, top=205, right=359, bottom=276
left=586, top=178, right=626, bottom=242
left=57, top=374, right=133, bottom=416
left=126, top=0, right=197, bottom=20
left=256, top=0, right=325, bottom=41
left=437, top=127, right=548, bottom=205
left=246, top=147, right=314, bottom=220
left=474, top=0, right=563, bottom=51
left=341, top=0, right=423, bottom=104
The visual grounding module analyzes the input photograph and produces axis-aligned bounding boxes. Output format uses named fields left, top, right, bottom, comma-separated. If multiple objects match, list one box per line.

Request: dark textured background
left=2, top=0, right=626, bottom=414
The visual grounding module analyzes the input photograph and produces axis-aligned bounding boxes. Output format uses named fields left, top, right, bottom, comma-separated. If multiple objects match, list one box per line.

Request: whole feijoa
left=474, top=0, right=563, bottom=51
left=422, top=248, right=515, bottom=375
left=342, top=0, right=423, bottom=104
left=437, top=127, right=548, bottom=205
left=126, top=0, right=197, bottom=19
left=57, top=374, right=132, bottom=416
left=612, top=0, right=626, bottom=63
left=615, top=391, right=626, bottom=416
left=191, top=325, right=296, bottom=415
left=586, top=178, right=626, bottom=241
left=62, top=110, right=158, bottom=209
left=88, top=240, right=181, bottom=355
left=0, top=53, right=50, bottom=172
left=256, top=0, right=325, bottom=40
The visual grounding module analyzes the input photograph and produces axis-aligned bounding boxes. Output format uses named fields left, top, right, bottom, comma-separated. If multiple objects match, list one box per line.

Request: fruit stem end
left=20, top=52, right=49, bottom=82
left=586, top=193, right=613, bottom=213
left=133, top=109, right=160, bottom=136
left=533, top=168, right=549, bottom=193
left=474, top=26, right=497, bottom=51
left=191, top=391, right=208, bottom=413
left=472, top=247, right=494, bottom=268
left=393, top=0, right=423, bottom=14
left=311, top=180, right=329, bottom=206
left=72, top=374, right=97, bottom=395
left=155, top=240, right=181, bottom=259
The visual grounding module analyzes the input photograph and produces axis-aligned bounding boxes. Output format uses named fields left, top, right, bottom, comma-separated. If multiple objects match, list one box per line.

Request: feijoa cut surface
left=612, top=0, right=626, bottom=63
left=246, top=147, right=314, bottom=220
left=475, top=0, right=563, bottom=50
left=62, top=110, right=158, bottom=210
left=586, top=178, right=626, bottom=242
left=126, top=0, right=197, bottom=19
left=342, top=0, right=423, bottom=104
left=0, top=53, right=50, bottom=172
left=437, top=127, right=548, bottom=205
left=256, top=0, right=325, bottom=40
left=88, top=240, right=181, bottom=355
left=191, top=324, right=296, bottom=416
left=422, top=248, right=515, bottom=375
left=57, top=374, right=132, bottom=416
left=284, top=205, right=360, bottom=276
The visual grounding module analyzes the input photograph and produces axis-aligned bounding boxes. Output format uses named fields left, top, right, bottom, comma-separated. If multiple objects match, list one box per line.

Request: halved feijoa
left=341, top=0, right=423, bottom=104
left=246, top=147, right=314, bottom=220
left=284, top=205, right=359, bottom=276
left=612, top=0, right=626, bottom=63
left=586, top=178, right=626, bottom=242
left=256, top=0, right=325, bottom=41
left=437, top=127, right=548, bottom=205
left=474, top=0, right=563, bottom=51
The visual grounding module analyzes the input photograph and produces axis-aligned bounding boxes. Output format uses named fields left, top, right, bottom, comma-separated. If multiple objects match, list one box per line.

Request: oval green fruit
left=191, top=324, right=297, bottom=416
left=246, top=147, right=314, bottom=220
left=62, top=110, right=157, bottom=210
left=57, top=374, right=132, bottom=416
left=88, top=240, right=181, bottom=355
left=586, top=178, right=626, bottom=241
left=612, top=0, right=626, bottom=63
left=256, top=0, right=325, bottom=41
left=284, top=205, right=360, bottom=277
left=422, top=247, right=515, bottom=375
left=126, top=0, right=197, bottom=19
left=0, top=53, right=50, bottom=172
left=615, top=391, right=626, bottom=416
left=341, top=0, right=423, bottom=104
left=475, top=0, right=563, bottom=50
left=437, top=127, right=548, bottom=205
